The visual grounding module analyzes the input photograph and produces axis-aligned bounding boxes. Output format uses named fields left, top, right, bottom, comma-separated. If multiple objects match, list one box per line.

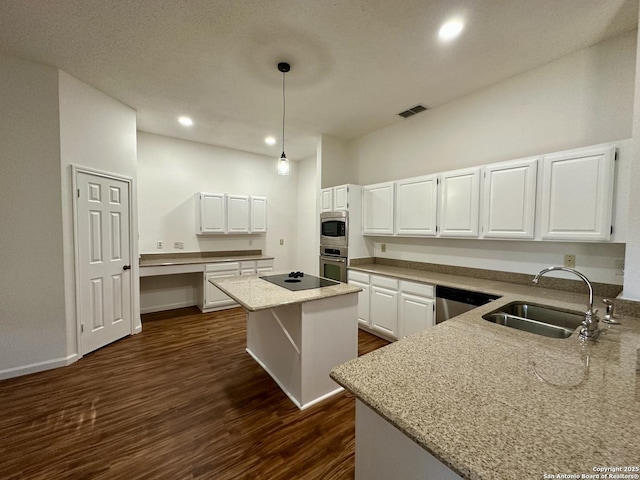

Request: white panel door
left=199, top=193, right=226, bottom=233
left=399, top=293, right=434, bottom=339
left=320, top=188, right=333, bottom=212
left=205, top=271, right=238, bottom=308
left=438, top=168, right=480, bottom=237
left=363, top=182, right=395, bottom=235
left=227, top=194, right=250, bottom=233
left=250, top=196, right=267, bottom=233
left=370, top=286, right=398, bottom=339
left=349, top=279, right=371, bottom=328
left=395, top=175, right=438, bottom=236
left=77, top=171, right=132, bottom=355
left=540, top=145, right=616, bottom=241
left=333, top=185, right=349, bottom=211
left=482, top=158, right=538, bottom=239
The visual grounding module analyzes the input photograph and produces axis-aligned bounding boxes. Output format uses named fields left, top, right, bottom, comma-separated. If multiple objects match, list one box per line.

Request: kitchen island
left=331, top=268, right=640, bottom=480
left=211, top=273, right=361, bottom=409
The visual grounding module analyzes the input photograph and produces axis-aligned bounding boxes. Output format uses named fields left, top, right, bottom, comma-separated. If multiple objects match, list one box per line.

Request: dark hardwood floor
left=0, top=307, right=389, bottom=479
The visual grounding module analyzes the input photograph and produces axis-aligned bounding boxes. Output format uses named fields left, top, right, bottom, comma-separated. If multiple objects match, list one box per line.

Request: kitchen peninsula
left=211, top=273, right=361, bottom=409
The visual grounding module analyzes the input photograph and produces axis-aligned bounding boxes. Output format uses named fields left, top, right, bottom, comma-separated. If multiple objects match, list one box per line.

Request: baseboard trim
left=0, top=353, right=79, bottom=381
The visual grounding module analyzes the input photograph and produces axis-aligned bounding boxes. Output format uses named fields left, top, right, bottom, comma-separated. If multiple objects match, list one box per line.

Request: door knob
left=123, top=265, right=131, bottom=271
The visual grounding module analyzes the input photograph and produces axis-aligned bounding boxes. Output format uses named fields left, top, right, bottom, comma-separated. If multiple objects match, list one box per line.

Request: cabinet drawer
left=256, top=259, right=274, bottom=268
left=206, top=262, right=240, bottom=273
left=371, top=275, right=398, bottom=290
left=348, top=270, right=370, bottom=284
left=240, top=260, right=256, bottom=270
left=399, top=280, right=434, bottom=298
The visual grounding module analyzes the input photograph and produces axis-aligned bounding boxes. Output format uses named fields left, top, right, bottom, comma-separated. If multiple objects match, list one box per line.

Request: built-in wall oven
left=320, top=211, right=348, bottom=247
left=319, top=246, right=348, bottom=283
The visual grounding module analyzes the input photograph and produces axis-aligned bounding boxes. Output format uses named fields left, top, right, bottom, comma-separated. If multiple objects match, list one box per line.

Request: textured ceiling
left=0, top=0, right=637, bottom=161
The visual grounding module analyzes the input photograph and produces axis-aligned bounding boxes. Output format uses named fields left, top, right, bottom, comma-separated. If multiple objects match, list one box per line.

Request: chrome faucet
left=532, top=266, right=599, bottom=340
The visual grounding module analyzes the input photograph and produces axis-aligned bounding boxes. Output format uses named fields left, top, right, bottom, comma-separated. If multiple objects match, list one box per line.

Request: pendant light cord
left=281, top=71, right=286, bottom=156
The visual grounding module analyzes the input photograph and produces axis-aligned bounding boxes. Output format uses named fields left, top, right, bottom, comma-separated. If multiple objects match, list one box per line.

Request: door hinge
left=611, top=225, right=614, bottom=235
left=77, top=188, right=80, bottom=198
left=435, top=225, right=438, bottom=233
left=615, top=151, right=618, bottom=161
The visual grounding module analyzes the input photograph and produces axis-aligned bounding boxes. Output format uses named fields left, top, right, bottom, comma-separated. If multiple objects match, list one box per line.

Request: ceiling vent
left=398, top=104, right=429, bottom=118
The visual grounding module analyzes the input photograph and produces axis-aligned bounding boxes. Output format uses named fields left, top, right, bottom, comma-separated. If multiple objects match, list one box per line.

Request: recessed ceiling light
left=438, top=19, right=464, bottom=41
left=265, top=136, right=276, bottom=146
left=178, top=116, right=193, bottom=126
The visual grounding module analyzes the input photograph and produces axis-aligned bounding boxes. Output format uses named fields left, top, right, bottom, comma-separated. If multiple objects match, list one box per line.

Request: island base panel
left=246, top=293, right=358, bottom=409
left=356, top=400, right=463, bottom=480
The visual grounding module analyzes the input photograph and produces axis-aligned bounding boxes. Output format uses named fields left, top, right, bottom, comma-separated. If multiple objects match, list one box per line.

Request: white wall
left=296, top=156, right=319, bottom=275
left=58, top=71, right=140, bottom=348
left=0, top=54, right=67, bottom=375
left=346, top=32, right=636, bottom=285
left=137, top=132, right=298, bottom=270
left=320, top=134, right=356, bottom=188
left=350, top=31, right=636, bottom=184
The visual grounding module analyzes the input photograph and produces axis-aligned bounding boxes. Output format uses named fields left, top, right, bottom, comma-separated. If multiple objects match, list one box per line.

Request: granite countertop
left=139, top=252, right=274, bottom=267
left=332, top=263, right=640, bottom=479
left=211, top=273, right=362, bottom=312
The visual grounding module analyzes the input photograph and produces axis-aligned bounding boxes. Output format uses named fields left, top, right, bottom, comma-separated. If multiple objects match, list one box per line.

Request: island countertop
left=211, top=273, right=361, bottom=312
left=331, top=271, right=640, bottom=479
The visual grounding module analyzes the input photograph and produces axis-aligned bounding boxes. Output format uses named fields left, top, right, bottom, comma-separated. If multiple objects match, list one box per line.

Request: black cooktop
left=260, top=272, right=339, bottom=291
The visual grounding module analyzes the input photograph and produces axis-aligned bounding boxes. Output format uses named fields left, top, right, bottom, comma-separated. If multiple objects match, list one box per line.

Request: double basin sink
left=483, top=302, right=585, bottom=339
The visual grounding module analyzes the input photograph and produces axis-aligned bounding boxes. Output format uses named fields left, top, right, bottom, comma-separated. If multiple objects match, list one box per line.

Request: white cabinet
left=540, top=145, right=616, bottom=241
left=348, top=271, right=371, bottom=328
left=370, top=275, right=399, bottom=338
left=250, top=196, right=267, bottom=233
left=363, top=182, right=395, bottom=235
left=398, top=281, right=435, bottom=339
left=198, top=193, right=226, bottom=234
left=321, top=184, right=355, bottom=212
left=395, top=174, right=438, bottom=236
left=197, top=192, right=268, bottom=234
left=204, top=262, right=239, bottom=310
left=438, top=167, right=481, bottom=238
left=481, top=158, right=538, bottom=239
left=227, top=195, right=250, bottom=233
left=256, top=259, right=274, bottom=274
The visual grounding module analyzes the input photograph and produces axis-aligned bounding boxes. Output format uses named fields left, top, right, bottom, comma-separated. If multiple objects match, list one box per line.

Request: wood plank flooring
left=0, top=307, right=389, bottom=479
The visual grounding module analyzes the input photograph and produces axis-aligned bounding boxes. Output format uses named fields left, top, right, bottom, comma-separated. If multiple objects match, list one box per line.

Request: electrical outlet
left=174, top=241, right=184, bottom=249
left=615, top=258, right=625, bottom=277
left=280, top=239, right=284, bottom=246
left=564, top=254, right=576, bottom=268
left=156, top=241, right=163, bottom=249
left=381, top=243, right=386, bottom=253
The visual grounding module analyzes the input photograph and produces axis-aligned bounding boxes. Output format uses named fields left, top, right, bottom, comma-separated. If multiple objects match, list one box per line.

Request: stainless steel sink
left=482, top=302, right=585, bottom=339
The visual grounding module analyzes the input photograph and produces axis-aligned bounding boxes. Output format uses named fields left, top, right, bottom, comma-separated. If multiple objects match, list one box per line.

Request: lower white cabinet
left=349, top=271, right=435, bottom=341
left=204, top=262, right=240, bottom=310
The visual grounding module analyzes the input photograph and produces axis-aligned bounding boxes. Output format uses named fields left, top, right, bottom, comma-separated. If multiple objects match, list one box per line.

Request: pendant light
left=277, top=62, right=290, bottom=176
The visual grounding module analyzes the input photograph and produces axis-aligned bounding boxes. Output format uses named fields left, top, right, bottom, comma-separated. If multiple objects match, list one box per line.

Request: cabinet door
left=227, top=195, right=250, bottom=233
left=320, top=188, right=333, bottom=212
left=250, top=196, right=267, bottom=233
left=199, top=193, right=226, bottom=234
left=482, top=158, right=538, bottom=239
left=349, top=279, right=371, bottom=328
left=540, top=146, right=616, bottom=241
left=399, top=293, right=434, bottom=339
left=438, top=168, right=480, bottom=237
left=370, top=286, right=398, bottom=339
left=205, top=271, right=237, bottom=308
left=333, top=185, right=349, bottom=211
left=395, top=175, right=438, bottom=236
left=363, top=182, right=395, bottom=235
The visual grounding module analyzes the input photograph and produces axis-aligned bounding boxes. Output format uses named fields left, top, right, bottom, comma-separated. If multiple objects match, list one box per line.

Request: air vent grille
left=398, top=104, right=429, bottom=118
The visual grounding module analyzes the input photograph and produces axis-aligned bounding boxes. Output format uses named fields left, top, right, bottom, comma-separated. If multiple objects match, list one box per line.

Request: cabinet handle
left=122, top=265, right=131, bottom=271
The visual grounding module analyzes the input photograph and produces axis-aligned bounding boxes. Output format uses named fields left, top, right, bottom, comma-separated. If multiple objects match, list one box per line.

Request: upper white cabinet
left=320, top=184, right=354, bottom=212
left=395, top=175, right=438, bottom=236
left=199, top=193, right=227, bottom=234
left=481, top=158, right=538, bottom=239
left=250, top=196, right=267, bottom=233
left=227, top=195, right=250, bottom=233
left=540, top=145, right=616, bottom=241
left=363, top=182, right=395, bottom=235
left=438, top=167, right=481, bottom=238
left=197, top=192, right=267, bottom=234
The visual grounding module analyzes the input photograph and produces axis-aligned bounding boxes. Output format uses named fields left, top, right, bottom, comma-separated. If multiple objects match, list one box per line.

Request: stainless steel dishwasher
left=435, top=285, right=500, bottom=324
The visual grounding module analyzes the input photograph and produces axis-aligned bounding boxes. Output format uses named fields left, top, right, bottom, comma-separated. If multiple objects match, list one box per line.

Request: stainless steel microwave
left=320, top=211, right=348, bottom=246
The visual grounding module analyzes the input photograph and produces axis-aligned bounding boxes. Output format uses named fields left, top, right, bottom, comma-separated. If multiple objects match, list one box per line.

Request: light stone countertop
left=331, top=263, right=640, bottom=479
left=211, top=273, right=362, bottom=312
